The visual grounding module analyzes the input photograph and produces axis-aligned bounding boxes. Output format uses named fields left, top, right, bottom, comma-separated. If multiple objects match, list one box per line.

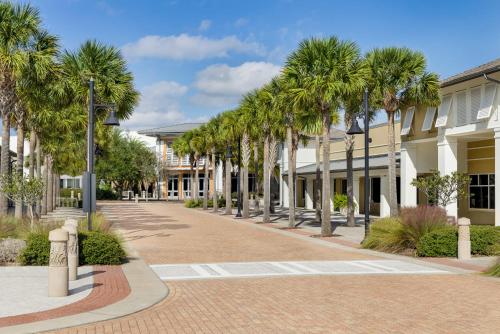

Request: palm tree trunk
left=387, top=111, right=398, bottom=216
left=212, top=150, right=218, bottom=213
left=225, top=157, right=232, bottom=214
left=47, top=156, right=53, bottom=213
left=35, top=134, right=41, bottom=217
left=203, top=151, right=209, bottom=210
left=286, top=127, right=295, bottom=228
left=242, top=133, right=250, bottom=219
left=0, top=113, right=11, bottom=214
left=15, top=124, right=24, bottom=219
left=253, top=141, right=259, bottom=212
left=314, top=135, right=321, bottom=223
left=41, top=155, right=48, bottom=215
left=29, top=131, right=35, bottom=178
left=190, top=164, right=194, bottom=199
left=346, top=133, right=355, bottom=227
left=263, top=135, right=270, bottom=223
left=194, top=159, right=200, bottom=200
left=321, top=111, right=332, bottom=237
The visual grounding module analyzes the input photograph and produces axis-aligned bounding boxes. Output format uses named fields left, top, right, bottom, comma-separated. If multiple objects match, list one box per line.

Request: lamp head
left=346, top=119, right=363, bottom=135
left=103, top=107, right=120, bottom=126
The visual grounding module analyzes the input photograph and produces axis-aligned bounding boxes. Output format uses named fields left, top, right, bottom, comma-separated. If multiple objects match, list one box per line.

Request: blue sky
left=30, top=0, right=500, bottom=130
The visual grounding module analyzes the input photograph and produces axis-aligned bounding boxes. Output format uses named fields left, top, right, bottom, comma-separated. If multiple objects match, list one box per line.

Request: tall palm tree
left=220, top=110, right=240, bottom=215
left=239, top=91, right=260, bottom=219
left=284, top=37, right=368, bottom=236
left=366, top=47, right=440, bottom=216
left=205, top=115, right=222, bottom=212
left=0, top=2, right=41, bottom=214
left=172, top=132, right=194, bottom=199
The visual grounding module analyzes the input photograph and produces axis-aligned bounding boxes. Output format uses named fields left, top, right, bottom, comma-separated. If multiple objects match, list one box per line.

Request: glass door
left=168, top=176, right=179, bottom=199
left=182, top=175, right=191, bottom=198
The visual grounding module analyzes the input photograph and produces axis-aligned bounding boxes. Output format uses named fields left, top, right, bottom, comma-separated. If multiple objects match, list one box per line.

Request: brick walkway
left=50, top=202, right=500, bottom=334
left=0, top=265, right=130, bottom=328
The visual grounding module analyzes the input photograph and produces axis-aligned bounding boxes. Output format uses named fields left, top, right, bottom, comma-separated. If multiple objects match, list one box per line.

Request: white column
left=282, top=177, right=289, bottom=208
left=400, top=142, right=417, bottom=207
left=380, top=175, right=390, bottom=217
left=438, top=134, right=458, bottom=219
left=353, top=175, right=360, bottom=215
left=495, top=128, right=500, bottom=226
left=305, top=177, right=313, bottom=209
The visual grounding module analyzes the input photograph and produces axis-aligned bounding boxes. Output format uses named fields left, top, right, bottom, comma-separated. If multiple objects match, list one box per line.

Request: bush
left=361, top=217, right=407, bottom=253
left=79, top=231, right=126, bottom=265
left=19, top=232, right=50, bottom=265
left=96, top=188, right=119, bottom=200
left=60, top=188, right=82, bottom=198
left=184, top=199, right=202, bottom=208
left=417, top=226, right=500, bottom=257
left=333, top=193, right=348, bottom=210
left=0, top=238, right=26, bottom=263
left=399, top=206, right=448, bottom=249
left=78, top=213, right=111, bottom=233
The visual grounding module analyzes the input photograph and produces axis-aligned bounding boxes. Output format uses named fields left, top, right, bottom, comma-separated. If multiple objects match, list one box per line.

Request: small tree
left=411, top=170, right=470, bottom=207
left=0, top=174, right=44, bottom=228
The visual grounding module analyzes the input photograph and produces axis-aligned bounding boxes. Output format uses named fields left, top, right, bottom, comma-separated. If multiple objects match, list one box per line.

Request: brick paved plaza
left=51, top=202, right=500, bottom=334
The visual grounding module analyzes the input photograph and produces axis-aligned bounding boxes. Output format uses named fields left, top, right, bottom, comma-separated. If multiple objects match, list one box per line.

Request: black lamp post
left=346, top=88, right=370, bottom=238
left=84, top=78, right=119, bottom=231
left=236, top=138, right=242, bottom=218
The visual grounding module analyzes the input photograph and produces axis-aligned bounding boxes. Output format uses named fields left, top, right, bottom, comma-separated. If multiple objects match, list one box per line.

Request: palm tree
left=284, top=37, right=368, bottom=236
left=205, top=116, right=222, bottom=212
left=172, top=132, right=194, bottom=200
left=256, top=80, right=284, bottom=223
left=366, top=47, right=440, bottom=216
left=239, top=91, right=260, bottom=219
left=220, top=110, right=240, bottom=215
left=191, top=126, right=210, bottom=206
left=0, top=2, right=41, bottom=214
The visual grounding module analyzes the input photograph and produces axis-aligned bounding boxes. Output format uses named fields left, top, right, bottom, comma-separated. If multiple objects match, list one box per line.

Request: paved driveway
left=51, top=202, right=500, bottom=334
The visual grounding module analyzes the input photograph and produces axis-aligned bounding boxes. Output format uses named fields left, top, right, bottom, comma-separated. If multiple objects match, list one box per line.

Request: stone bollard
left=135, top=194, right=139, bottom=204
left=458, top=217, right=471, bottom=260
left=48, top=228, right=69, bottom=297
left=63, top=220, right=78, bottom=281
left=70, top=190, right=74, bottom=199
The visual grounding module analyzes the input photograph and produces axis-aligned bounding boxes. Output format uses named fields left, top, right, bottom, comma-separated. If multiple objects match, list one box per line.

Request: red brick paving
left=0, top=265, right=130, bottom=328
left=48, top=202, right=500, bottom=333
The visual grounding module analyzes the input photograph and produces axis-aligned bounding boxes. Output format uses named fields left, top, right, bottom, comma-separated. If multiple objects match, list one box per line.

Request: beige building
left=281, top=58, right=500, bottom=226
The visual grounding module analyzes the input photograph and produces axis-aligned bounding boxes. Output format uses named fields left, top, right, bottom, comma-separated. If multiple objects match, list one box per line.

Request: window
left=74, top=178, right=80, bottom=189
left=435, top=95, right=452, bottom=127
left=421, top=107, right=437, bottom=131
left=469, top=174, right=495, bottom=209
left=477, top=84, right=497, bottom=120
left=66, top=178, right=74, bottom=188
left=400, top=107, right=415, bottom=136
left=341, top=179, right=347, bottom=195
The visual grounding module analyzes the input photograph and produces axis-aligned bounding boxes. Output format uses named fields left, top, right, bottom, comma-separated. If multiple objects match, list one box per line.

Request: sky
left=28, top=0, right=500, bottom=131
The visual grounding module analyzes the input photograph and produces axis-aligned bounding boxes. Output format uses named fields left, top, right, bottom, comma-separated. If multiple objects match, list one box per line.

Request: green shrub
left=78, top=213, right=111, bottom=233
left=19, top=232, right=50, bottom=265
left=362, top=217, right=408, bottom=253
left=60, top=188, right=82, bottom=198
left=417, top=225, right=500, bottom=257
left=184, top=199, right=202, bottom=208
left=333, top=193, right=348, bottom=210
left=399, top=206, right=448, bottom=249
left=96, top=188, right=119, bottom=200
left=470, top=226, right=500, bottom=255
left=79, top=231, right=126, bottom=265
left=416, top=227, right=457, bottom=257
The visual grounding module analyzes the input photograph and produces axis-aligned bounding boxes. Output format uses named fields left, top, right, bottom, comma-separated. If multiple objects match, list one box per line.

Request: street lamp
left=346, top=88, right=370, bottom=238
left=236, top=138, right=242, bottom=218
left=84, top=78, right=119, bottom=231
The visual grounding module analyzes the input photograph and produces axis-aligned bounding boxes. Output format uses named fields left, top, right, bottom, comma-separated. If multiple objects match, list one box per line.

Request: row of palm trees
left=173, top=36, right=441, bottom=237
left=0, top=2, right=138, bottom=219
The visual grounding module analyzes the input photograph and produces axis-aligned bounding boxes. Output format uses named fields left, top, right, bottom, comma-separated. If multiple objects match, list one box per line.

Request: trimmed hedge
left=19, top=231, right=126, bottom=265
left=79, top=231, right=126, bottom=265
left=417, top=226, right=500, bottom=257
left=19, top=232, right=50, bottom=265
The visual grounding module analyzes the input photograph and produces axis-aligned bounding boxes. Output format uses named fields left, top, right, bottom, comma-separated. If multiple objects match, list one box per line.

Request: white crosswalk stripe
left=150, top=260, right=448, bottom=281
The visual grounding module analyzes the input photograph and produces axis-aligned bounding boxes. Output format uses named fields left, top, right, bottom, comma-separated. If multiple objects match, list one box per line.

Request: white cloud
left=198, top=19, right=211, bottom=31
left=122, top=34, right=265, bottom=60
left=121, top=81, right=188, bottom=130
left=191, top=62, right=281, bottom=108
left=234, top=18, right=249, bottom=27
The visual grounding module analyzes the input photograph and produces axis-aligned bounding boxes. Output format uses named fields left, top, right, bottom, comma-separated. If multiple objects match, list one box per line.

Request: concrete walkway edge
left=2, top=253, right=168, bottom=334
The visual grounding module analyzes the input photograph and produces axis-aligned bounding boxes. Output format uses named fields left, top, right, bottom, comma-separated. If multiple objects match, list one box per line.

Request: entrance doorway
left=168, top=175, right=179, bottom=199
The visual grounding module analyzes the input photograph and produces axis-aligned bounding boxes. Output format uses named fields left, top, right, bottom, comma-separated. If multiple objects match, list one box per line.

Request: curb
left=1, top=247, right=168, bottom=333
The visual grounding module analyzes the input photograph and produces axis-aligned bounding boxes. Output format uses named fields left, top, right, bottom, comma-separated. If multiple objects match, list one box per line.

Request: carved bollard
left=63, top=219, right=78, bottom=281
left=48, top=228, right=69, bottom=297
left=135, top=194, right=139, bottom=204
left=458, top=217, right=471, bottom=260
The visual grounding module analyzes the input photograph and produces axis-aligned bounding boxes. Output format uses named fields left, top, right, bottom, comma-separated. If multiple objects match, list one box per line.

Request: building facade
left=138, top=123, right=222, bottom=200
left=281, top=59, right=500, bottom=227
